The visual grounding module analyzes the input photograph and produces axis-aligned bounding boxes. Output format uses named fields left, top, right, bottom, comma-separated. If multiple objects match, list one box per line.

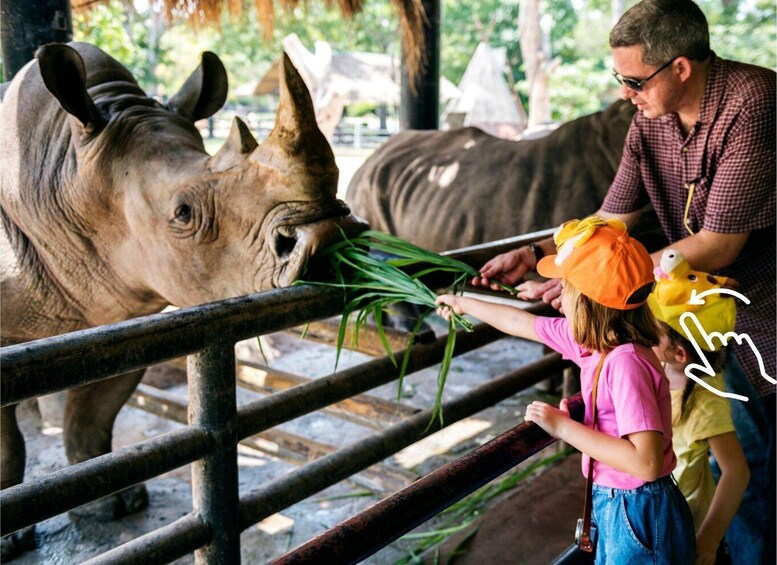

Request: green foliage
left=442, top=0, right=522, bottom=86
left=73, top=0, right=165, bottom=91
left=349, top=102, right=379, bottom=117
left=72, top=0, right=775, bottom=122
left=297, top=230, right=516, bottom=427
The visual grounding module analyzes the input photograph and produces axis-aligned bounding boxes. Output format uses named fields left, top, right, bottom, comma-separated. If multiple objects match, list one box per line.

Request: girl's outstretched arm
left=694, top=432, right=749, bottom=565
left=525, top=400, right=664, bottom=482
left=436, top=294, right=539, bottom=342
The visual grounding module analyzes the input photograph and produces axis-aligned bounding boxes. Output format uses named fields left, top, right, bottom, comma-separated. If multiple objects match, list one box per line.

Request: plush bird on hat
left=648, top=249, right=736, bottom=351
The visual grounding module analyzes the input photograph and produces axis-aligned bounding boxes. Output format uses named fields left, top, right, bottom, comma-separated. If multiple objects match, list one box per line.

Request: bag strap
left=578, top=351, right=608, bottom=553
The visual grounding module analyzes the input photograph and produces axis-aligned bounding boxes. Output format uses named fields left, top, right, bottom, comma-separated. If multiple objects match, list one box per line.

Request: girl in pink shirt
left=437, top=217, right=694, bottom=563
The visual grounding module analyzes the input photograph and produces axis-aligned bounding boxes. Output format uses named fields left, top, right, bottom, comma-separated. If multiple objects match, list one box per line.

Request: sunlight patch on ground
left=394, top=418, right=492, bottom=469
left=256, top=513, right=295, bottom=535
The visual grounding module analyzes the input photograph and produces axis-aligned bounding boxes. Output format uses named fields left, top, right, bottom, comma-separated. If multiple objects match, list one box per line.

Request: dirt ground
left=8, top=310, right=572, bottom=564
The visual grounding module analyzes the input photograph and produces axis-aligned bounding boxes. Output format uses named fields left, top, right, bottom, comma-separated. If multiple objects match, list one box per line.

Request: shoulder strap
left=578, top=351, right=608, bottom=553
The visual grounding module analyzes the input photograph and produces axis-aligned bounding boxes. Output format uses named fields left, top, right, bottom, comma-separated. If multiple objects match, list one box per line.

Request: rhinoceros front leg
left=65, top=370, right=149, bottom=520
left=1, top=404, right=37, bottom=559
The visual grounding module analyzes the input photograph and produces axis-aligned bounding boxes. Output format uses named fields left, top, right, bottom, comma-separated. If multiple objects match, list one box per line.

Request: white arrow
left=688, top=288, right=750, bottom=306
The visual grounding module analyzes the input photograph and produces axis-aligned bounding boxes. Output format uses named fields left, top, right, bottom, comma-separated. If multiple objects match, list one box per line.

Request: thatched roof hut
left=253, top=34, right=458, bottom=105
left=71, top=0, right=426, bottom=81
left=441, top=42, right=527, bottom=140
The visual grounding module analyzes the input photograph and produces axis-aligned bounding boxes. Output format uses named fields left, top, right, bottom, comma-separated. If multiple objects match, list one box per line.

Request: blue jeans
left=592, top=476, right=695, bottom=564
left=714, top=352, right=775, bottom=565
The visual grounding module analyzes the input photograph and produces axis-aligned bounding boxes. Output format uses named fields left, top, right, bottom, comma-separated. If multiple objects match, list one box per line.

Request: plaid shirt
left=602, top=53, right=776, bottom=398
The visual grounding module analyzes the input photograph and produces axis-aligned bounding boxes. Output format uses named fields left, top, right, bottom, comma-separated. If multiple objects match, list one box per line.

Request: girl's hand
left=524, top=399, right=570, bottom=439
left=695, top=533, right=718, bottom=565
left=435, top=294, right=463, bottom=320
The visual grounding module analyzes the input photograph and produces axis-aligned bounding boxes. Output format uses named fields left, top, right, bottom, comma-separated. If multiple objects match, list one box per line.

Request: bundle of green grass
left=298, top=230, right=515, bottom=426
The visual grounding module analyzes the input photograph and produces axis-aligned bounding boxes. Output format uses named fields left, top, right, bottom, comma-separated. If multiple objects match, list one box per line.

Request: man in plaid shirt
left=473, top=1, right=775, bottom=562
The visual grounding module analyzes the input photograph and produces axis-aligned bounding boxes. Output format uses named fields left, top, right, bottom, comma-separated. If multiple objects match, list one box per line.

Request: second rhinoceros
left=346, top=100, right=639, bottom=252
left=0, top=41, right=364, bottom=550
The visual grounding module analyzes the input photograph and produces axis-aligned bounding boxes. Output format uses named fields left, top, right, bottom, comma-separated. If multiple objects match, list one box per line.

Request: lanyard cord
left=683, top=182, right=697, bottom=236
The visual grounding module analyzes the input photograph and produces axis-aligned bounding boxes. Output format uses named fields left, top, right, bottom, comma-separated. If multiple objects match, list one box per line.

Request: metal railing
left=272, top=394, right=585, bottom=564
left=1, top=229, right=565, bottom=563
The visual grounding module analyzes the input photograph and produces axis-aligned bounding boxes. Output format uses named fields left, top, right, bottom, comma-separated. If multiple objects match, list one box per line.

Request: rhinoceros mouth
left=271, top=200, right=367, bottom=287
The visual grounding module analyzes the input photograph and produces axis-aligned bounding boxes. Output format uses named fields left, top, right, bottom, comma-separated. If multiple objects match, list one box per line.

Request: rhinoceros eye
left=174, top=204, right=192, bottom=223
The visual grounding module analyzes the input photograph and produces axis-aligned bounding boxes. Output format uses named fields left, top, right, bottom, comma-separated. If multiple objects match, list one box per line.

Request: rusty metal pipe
left=239, top=353, right=566, bottom=530
left=189, top=345, right=241, bottom=564
left=273, top=393, right=585, bottom=564
left=82, top=513, right=211, bottom=565
left=0, top=427, right=213, bottom=536
left=236, top=322, right=504, bottom=439
left=1, top=286, right=345, bottom=406
left=236, top=299, right=553, bottom=441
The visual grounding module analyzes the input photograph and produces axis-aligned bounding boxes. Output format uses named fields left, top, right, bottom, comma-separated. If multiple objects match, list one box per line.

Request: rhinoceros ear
left=36, top=44, right=106, bottom=131
left=208, top=117, right=258, bottom=172
left=167, top=52, right=228, bottom=122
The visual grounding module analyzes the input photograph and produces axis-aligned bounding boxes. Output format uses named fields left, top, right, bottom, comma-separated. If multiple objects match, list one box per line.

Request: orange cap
left=536, top=219, right=655, bottom=310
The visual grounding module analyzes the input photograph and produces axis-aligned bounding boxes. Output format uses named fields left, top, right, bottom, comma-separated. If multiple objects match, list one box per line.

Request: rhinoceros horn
left=250, top=53, right=337, bottom=191
left=209, top=117, right=258, bottom=172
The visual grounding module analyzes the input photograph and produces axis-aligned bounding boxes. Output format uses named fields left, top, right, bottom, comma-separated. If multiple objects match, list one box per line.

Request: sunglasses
left=611, top=57, right=679, bottom=92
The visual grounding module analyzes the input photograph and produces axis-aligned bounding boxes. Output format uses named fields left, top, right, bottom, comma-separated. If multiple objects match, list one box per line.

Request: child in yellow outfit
left=648, top=249, right=750, bottom=565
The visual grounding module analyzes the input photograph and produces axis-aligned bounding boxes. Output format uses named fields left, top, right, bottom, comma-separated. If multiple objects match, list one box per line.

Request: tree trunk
left=518, top=0, right=558, bottom=128
left=145, top=6, right=167, bottom=98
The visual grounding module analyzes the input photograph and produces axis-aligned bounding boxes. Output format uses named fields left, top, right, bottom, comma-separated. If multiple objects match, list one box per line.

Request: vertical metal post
left=1, top=0, right=72, bottom=82
left=399, top=0, right=440, bottom=130
left=189, top=344, right=240, bottom=564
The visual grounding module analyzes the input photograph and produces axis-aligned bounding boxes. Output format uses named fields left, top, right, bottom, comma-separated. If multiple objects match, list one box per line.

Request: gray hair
left=610, top=0, right=710, bottom=65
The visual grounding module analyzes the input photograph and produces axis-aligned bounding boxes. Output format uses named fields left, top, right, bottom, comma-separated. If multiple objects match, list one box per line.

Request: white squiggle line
left=689, top=288, right=751, bottom=305
left=678, top=312, right=776, bottom=403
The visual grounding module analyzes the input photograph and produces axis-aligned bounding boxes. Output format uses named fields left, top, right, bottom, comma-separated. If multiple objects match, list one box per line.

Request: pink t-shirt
left=535, top=317, right=676, bottom=489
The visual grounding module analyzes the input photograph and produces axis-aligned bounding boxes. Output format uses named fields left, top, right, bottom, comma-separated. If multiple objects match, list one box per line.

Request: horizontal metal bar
left=237, top=299, right=553, bottom=441
left=82, top=513, right=211, bottom=565
left=273, top=393, right=585, bottom=564
left=238, top=353, right=566, bottom=530
left=0, top=427, right=213, bottom=536
left=1, top=286, right=345, bottom=406
left=442, top=227, right=556, bottom=259
left=286, top=317, right=436, bottom=356
left=130, top=383, right=414, bottom=493
left=236, top=323, right=504, bottom=440
left=235, top=362, right=419, bottom=429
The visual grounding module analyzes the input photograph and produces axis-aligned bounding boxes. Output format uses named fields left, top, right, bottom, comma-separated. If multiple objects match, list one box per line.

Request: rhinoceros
left=0, top=42, right=363, bottom=554
left=346, top=100, right=644, bottom=252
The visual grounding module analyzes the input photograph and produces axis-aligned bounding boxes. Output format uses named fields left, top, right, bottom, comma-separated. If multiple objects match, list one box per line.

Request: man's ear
left=675, top=56, right=694, bottom=83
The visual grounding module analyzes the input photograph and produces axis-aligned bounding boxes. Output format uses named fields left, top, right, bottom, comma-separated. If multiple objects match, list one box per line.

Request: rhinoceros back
left=346, top=101, right=636, bottom=252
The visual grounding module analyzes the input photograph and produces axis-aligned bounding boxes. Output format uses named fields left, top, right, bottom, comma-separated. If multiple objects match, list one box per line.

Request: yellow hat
left=647, top=249, right=736, bottom=351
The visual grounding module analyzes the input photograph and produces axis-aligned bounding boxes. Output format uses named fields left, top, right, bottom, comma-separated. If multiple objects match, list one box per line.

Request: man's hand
left=515, top=279, right=564, bottom=310
left=524, top=399, right=571, bottom=439
left=471, top=247, right=535, bottom=290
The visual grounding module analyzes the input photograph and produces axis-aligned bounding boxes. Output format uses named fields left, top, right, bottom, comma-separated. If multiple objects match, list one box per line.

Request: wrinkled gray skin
left=0, top=42, right=363, bottom=556
left=346, top=100, right=639, bottom=252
